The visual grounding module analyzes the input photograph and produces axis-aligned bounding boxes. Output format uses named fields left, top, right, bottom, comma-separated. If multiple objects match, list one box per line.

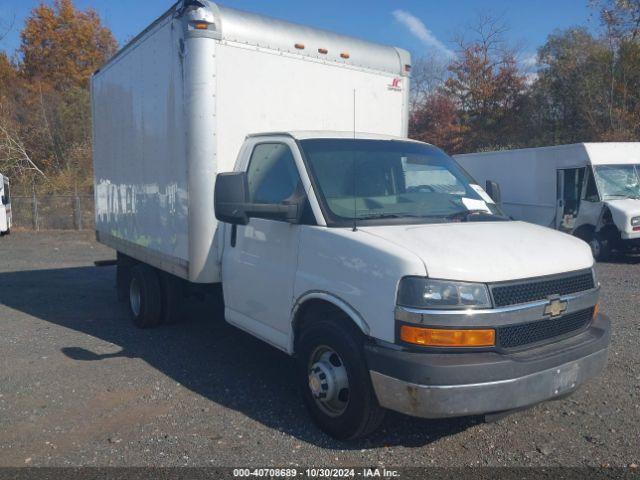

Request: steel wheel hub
left=308, top=347, right=349, bottom=417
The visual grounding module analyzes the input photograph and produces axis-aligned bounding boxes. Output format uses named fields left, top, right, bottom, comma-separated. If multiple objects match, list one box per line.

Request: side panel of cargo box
left=92, top=13, right=209, bottom=282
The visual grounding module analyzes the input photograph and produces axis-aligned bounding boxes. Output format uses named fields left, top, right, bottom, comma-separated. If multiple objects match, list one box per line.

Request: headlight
left=631, top=216, right=640, bottom=227
left=397, top=277, right=491, bottom=309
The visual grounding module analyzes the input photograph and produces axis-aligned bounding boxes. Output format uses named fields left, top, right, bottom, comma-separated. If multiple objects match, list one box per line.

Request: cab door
left=556, top=168, right=585, bottom=231
left=221, top=140, right=305, bottom=351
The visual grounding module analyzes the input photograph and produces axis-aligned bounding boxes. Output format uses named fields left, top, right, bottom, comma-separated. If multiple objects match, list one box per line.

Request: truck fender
left=289, top=291, right=371, bottom=354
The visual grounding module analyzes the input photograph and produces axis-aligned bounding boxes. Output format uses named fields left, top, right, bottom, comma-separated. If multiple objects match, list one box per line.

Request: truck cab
left=92, top=0, right=610, bottom=440
left=567, top=160, right=640, bottom=260
left=211, top=132, right=610, bottom=439
left=0, top=174, right=11, bottom=236
left=455, top=143, right=640, bottom=261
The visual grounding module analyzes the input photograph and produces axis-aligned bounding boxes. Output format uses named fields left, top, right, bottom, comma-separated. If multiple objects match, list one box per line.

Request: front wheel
left=296, top=317, right=385, bottom=440
left=589, top=233, right=611, bottom=262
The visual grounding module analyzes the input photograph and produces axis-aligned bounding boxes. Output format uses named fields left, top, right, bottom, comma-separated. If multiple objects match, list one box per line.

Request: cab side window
left=247, top=143, right=301, bottom=204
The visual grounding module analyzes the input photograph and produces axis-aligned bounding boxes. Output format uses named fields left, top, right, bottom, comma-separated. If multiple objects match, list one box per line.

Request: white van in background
left=456, top=143, right=640, bottom=260
left=0, top=174, right=11, bottom=236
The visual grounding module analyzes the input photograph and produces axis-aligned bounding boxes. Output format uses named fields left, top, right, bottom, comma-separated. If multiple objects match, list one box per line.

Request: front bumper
left=365, top=314, right=610, bottom=419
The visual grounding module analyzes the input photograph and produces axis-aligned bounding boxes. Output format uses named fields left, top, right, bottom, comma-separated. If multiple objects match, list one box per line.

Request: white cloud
left=525, top=72, right=539, bottom=85
left=521, top=53, right=538, bottom=69
left=392, top=10, right=455, bottom=58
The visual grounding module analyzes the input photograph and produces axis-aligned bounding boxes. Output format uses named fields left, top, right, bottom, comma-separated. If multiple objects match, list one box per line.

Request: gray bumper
left=366, top=314, right=610, bottom=419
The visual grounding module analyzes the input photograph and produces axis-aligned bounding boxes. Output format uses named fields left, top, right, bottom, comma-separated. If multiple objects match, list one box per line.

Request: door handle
left=231, top=224, right=237, bottom=248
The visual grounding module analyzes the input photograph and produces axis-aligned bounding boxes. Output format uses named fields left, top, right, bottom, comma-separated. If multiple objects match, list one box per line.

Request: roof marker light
left=192, top=21, right=209, bottom=30
left=340, top=52, right=350, bottom=59
left=295, top=43, right=305, bottom=49
left=318, top=48, right=328, bottom=54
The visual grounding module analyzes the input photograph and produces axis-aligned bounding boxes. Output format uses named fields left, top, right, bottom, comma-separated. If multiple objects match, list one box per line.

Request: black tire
left=129, top=264, right=162, bottom=328
left=116, top=258, right=132, bottom=302
left=296, top=316, right=385, bottom=440
left=159, top=272, right=184, bottom=325
left=590, top=232, right=611, bottom=262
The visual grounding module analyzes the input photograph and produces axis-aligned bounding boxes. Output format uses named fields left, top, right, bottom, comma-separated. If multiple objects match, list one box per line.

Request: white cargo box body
left=92, top=0, right=411, bottom=283
left=455, top=143, right=640, bottom=228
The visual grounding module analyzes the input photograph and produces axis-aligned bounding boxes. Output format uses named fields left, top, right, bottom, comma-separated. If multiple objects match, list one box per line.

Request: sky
left=0, top=0, right=599, bottom=66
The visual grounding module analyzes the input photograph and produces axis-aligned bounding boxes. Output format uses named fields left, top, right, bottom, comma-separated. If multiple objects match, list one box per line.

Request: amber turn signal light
left=400, top=326, right=495, bottom=347
left=593, top=302, right=600, bottom=319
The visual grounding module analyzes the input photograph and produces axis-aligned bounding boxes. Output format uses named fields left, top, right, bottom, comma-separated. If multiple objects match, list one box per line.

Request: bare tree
left=0, top=13, right=15, bottom=43
left=0, top=107, right=47, bottom=179
left=410, top=53, right=448, bottom=112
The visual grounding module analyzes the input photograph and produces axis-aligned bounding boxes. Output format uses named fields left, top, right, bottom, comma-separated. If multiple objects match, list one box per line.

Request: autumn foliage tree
left=410, top=93, right=465, bottom=152
left=411, top=17, right=527, bottom=153
left=410, top=6, right=639, bottom=154
left=0, top=0, right=117, bottom=193
left=20, top=0, right=116, bottom=89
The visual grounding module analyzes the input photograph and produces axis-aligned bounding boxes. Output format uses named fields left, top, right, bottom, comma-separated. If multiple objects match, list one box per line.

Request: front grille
left=496, top=308, right=594, bottom=349
left=491, top=270, right=595, bottom=307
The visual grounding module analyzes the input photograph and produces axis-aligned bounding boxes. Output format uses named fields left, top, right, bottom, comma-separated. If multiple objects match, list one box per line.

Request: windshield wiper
left=358, top=213, right=421, bottom=220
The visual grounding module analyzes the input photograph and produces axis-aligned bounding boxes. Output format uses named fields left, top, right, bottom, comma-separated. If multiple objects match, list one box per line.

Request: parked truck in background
left=92, top=0, right=610, bottom=439
left=0, top=174, right=11, bottom=236
left=455, top=143, right=640, bottom=261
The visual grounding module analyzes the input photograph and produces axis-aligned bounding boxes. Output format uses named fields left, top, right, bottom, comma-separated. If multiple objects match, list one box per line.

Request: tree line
left=411, top=0, right=640, bottom=153
left=0, top=0, right=638, bottom=193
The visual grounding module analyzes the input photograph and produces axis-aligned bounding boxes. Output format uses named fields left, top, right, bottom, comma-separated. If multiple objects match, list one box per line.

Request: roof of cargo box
left=96, top=0, right=410, bottom=77
left=248, top=131, right=419, bottom=141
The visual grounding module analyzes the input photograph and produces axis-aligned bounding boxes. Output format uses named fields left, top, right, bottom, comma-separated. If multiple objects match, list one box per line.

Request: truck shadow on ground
left=601, top=252, right=640, bottom=265
left=0, top=265, right=483, bottom=449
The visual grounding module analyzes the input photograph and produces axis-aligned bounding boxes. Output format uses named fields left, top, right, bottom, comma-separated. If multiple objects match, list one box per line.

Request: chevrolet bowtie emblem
left=544, top=298, right=568, bottom=318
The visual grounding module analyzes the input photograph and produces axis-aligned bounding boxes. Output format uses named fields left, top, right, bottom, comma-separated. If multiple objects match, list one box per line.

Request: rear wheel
left=296, top=317, right=385, bottom=440
left=129, top=264, right=162, bottom=328
left=159, top=272, right=184, bottom=324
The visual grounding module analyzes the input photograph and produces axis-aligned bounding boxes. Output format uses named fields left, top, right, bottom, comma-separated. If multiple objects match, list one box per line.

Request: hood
left=359, top=221, right=593, bottom=283
left=604, top=198, right=640, bottom=234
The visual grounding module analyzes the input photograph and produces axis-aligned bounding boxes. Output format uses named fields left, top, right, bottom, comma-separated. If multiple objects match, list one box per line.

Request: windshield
left=300, top=139, right=505, bottom=226
left=594, top=164, right=640, bottom=200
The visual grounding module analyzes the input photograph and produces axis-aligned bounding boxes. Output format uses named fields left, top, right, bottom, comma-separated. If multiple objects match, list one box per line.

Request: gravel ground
left=0, top=231, right=638, bottom=468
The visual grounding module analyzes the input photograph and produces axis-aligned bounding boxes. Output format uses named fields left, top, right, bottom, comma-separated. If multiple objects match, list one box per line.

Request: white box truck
left=0, top=174, right=11, bottom=236
left=92, top=0, right=610, bottom=439
left=455, top=143, right=640, bottom=260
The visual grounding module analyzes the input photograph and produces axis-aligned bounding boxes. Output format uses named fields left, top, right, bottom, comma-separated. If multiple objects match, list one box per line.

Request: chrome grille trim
left=489, top=269, right=596, bottom=307
left=395, top=287, right=599, bottom=327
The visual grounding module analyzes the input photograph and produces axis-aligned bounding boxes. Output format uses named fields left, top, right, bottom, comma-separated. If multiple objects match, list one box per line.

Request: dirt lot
left=0, top=231, right=638, bottom=468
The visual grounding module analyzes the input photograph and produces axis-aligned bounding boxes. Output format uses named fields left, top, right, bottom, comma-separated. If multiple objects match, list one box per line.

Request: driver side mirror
left=485, top=180, right=502, bottom=205
left=214, top=172, right=305, bottom=225
left=215, top=172, right=250, bottom=225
